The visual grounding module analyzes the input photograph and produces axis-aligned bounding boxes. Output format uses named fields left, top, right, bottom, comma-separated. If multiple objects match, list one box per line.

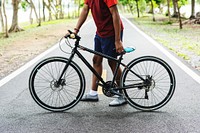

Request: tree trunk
left=189, top=0, right=195, bottom=19
left=38, top=0, right=41, bottom=26
left=42, top=0, right=45, bottom=21
left=67, top=3, right=70, bottom=18
left=136, top=0, right=140, bottom=18
left=0, top=0, right=5, bottom=32
left=172, top=0, right=179, bottom=17
left=56, top=0, right=63, bottom=19
left=50, top=0, right=57, bottom=19
left=2, top=0, right=8, bottom=37
left=46, top=0, right=52, bottom=21
left=150, top=0, right=155, bottom=21
left=29, top=5, right=33, bottom=24
left=167, top=0, right=171, bottom=22
left=28, top=0, right=39, bottom=24
left=127, top=0, right=134, bottom=15
left=59, top=0, right=64, bottom=19
left=77, top=0, right=80, bottom=17
left=9, top=0, right=23, bottom=32
left=176, top=0, right=182, bottom=29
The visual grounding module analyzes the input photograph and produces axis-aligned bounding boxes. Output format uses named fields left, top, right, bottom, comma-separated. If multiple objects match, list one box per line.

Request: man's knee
left=93, top=56, right=102, bottom=66
left=108, top=60, right=116, bottom=68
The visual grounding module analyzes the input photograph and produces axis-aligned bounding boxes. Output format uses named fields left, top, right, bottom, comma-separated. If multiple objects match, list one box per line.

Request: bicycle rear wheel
left=121, top=56, right=176, bottom=111
left=29, top=57, right=85, bottom=112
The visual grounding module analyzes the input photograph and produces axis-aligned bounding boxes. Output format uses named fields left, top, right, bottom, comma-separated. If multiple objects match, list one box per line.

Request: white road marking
left=0, top=18, right=199, bottom=88
left=0, top=44, right=59, bottom=87
left=0, top=20, right=92, bottom=88
left=122, top=16, right=200, bottom=84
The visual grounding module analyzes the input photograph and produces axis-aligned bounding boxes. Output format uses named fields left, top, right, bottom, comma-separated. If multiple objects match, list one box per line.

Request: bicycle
left=29, top=30, right=176, bottom=112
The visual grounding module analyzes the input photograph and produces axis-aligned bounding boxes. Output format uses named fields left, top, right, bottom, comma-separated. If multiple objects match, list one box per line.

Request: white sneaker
left=109, top=96, right=127, bottom=106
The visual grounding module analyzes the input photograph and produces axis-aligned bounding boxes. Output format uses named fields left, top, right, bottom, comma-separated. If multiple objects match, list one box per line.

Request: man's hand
left=73, top=28, right=79, bottom=34
left=115, top=41, right=124, bottom=54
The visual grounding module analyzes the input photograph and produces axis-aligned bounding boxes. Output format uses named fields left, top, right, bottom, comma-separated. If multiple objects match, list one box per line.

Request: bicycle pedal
left=110, top=90, right=122, bottom=96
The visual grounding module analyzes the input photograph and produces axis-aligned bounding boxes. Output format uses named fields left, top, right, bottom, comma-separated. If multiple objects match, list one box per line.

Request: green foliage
left=177, top=52, right=190, bottom=60
left=152, top=0, right=159, bottom=8
left=145, top=0, right=160, bottom=6
left=74, top=0, right=84, bottom=5
left=133, top=14, right=199, bottom=61
left=119, top=0, right=129, bottom=5
left=21, top=0, right=29, bottom=11
left=177, top=0, right=188, bottom=8
left=119, top=0, right=147, bottom=14
left=139, top=0, right=147, bottom=13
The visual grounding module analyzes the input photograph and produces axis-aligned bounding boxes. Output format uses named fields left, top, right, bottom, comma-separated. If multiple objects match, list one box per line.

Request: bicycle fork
left=55, top=49, right=76, bottom=87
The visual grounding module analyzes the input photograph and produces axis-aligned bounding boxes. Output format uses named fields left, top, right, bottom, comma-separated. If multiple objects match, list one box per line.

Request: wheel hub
left=50, top=79, right=65, bottom=91
left=144, top=75, right=155, bottom=91
left=149, top=79, right=155, bottom=91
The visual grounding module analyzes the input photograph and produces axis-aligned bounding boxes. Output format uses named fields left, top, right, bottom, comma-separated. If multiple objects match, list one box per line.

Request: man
left=73, top=0, right=126, bottom=106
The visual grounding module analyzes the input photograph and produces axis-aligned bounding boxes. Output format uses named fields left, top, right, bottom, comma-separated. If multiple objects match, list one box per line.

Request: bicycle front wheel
left=121, top=56, right=176, bottom=111
left=29, top=57, right=85, bottom=112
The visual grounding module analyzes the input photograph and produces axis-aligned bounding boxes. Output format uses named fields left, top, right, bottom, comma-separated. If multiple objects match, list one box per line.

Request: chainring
left=102, top=81, right=117, bottom=97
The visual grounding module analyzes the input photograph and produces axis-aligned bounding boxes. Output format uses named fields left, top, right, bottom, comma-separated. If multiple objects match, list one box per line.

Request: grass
left=22, top=19, right=69, bottom=29
left=0, top=18, right=76, bottom=48
left=131, top=14, right=200, bottom=60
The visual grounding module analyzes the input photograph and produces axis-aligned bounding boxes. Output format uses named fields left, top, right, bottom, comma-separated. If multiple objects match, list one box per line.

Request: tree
left=176, top=0, right=182, bottom=29
left=167, top=0, right=171, bottom=22
left=38, top=0, right=41, bottom=26
left=189, top=0, right=195, bottom=19
left=42, top=0, right=45, bottom=21
left=150, top=0, right=156, bottom=21
left=9, top=0, right=23, bottom=32
left=136, top=0, right=140, bottom=17
left=43, top=0, right=53, bottom=21
left=146, top=0, right=156, bottom=21
left=55, top=0, right=64, bottom=19
left=172, top=0, right=179, bottom=17
left=119, top=0, right=140, bottom=17
left=0, top=0, right=4, bottom=32
left=0, top=0, right=8, bottom=37
left=127, top=0, right=135, bottom=15
left=25, top=0, right=40, bottom=25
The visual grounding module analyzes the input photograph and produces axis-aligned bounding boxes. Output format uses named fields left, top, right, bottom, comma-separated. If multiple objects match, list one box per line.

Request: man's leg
left=81, top=55, right=103, bottom=101
left=108, top=59, right=122, bottom=87
left=91, top=55, right=103, bottom=91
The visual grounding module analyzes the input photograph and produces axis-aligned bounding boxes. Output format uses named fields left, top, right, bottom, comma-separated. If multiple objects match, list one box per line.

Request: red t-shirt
left=85, top=0, right=124, bottom=38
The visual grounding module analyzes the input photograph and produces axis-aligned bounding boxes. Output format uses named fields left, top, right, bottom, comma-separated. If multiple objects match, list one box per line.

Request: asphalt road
left=0, top=16, right=200, bottom=133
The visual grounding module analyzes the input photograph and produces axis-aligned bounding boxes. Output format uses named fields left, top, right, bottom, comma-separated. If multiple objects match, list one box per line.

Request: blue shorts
left=94, top=31, right=123, bottom=58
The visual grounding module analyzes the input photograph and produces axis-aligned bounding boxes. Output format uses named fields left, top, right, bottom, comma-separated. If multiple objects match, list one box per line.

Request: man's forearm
left=110, top=5, right=121, bottom=42
left=75, top=4, right=89, bottom=33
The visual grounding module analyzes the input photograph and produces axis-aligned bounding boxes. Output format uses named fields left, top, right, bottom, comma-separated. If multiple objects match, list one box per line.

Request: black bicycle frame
left=58, top=39, right=146, bottom=88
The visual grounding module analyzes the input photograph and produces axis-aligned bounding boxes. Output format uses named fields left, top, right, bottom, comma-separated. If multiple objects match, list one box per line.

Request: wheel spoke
left=29, top=58, right=85, bottom=112
left=122, top=56, right=175, bottom=111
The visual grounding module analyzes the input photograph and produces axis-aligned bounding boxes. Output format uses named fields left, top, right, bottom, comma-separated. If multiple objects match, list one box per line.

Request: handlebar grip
left=64, top=30, right=81, bottom=40
left=68, top=30, right=73, bottom=34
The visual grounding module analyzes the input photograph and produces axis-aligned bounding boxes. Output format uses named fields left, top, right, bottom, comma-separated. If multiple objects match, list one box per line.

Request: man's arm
left=74, top=4, right=89, bottom=34
left=109, top=5, right=124, bottom=53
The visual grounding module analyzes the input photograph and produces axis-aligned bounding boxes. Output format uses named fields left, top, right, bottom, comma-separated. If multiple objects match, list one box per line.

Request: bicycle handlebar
left=64, top=30, right=135, bottom=54
left=64, top=30, right=81, bottom=40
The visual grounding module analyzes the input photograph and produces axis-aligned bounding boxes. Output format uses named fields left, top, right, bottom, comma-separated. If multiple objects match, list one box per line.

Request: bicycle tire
left=29, top=57, right=85, bottom=112
left=121, top=56, right=176, bottom=111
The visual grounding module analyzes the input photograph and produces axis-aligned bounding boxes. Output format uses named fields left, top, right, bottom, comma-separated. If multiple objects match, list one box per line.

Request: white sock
left=89, top=90, right=98, bottom=96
